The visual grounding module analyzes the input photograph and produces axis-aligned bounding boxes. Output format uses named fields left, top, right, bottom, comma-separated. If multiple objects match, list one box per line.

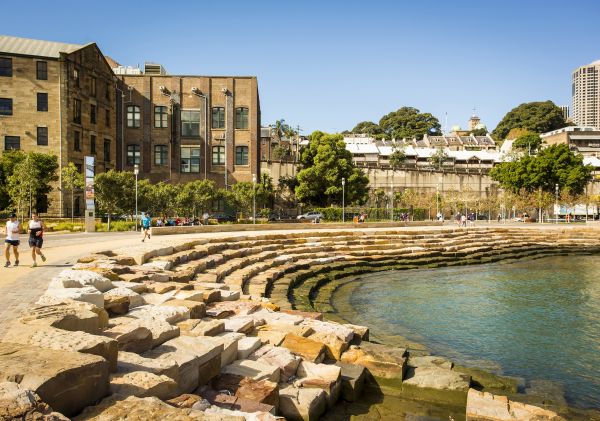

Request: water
left=336, top=255, right=600, bottom=410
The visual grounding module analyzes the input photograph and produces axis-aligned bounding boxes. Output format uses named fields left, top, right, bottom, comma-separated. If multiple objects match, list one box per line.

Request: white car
left=297, top=211, right=323, bottom=221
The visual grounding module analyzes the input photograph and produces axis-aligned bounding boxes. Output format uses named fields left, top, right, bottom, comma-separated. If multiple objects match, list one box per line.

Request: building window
left=127, top=144, right=140, bottom=165
left=37, top=127, right=48, bottom=146
left=73, top=99, right=81, bottom=123
left=0, top=57, right=12, bottom=77
left=90, top=135, right=96, bottom=155
left=105, top=109, right=110, bottom=127
left=5, top=136, right=20, bottom=150
left=235, top=107, right=249, bottom=129
left=181, top=147, right=200, bottom=173
left=105, top=82, right=111, bottom=100
left=154, top=106, right=168, bottom=128
left=37, top=93, right=48, bottom=112
left=235, top=146, right=249, bottom=165
left=103, top=139, right=111, bottom=162
left=0, top=98, right=12, bottom=115
left=90, top=104, right=96, bottom=124
left=181, top=109, right=200, bottom=136
left=90, top=76, right=96, bottom=96
left=212, top=107, right=225, bottom=129
left=127, top=105, right=140, bottom=128
left=154, top=145, right=168, bottom=166
left=36, top=61, right=48, bottom=80
left=73, top=68, right=80, bottom=87
left=74, top=131, right=81, bottom=151
left=212, top=145, right=225, bottom=165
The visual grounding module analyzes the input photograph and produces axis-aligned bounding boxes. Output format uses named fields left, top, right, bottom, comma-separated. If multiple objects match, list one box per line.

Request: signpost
left=84, top=156, right=95, bottom=232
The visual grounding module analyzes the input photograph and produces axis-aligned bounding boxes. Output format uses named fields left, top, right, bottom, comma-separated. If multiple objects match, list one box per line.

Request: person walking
left=4, top=213, right=20, bottom=267
left=28, top=212, right=46, bottom=268
left=141, top=212, right=152, bottom=242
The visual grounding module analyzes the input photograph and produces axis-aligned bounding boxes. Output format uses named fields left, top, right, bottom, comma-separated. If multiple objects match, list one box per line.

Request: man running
left=28, top=212, right=46, bottom=267
left=141, top=212, right=151, bottom=242
left=4, top=213, right=20, bottom=267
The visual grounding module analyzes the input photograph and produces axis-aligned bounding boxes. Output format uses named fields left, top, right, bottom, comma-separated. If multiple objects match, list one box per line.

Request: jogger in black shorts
left=28, top=213, right=46, bottom=267
left=4, top=213, right=20, bottom=267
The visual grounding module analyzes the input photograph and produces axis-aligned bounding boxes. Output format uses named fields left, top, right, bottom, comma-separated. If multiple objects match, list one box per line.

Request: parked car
left=268, top=212, right=293, bottom=222
left=209, top=213, right=236, bottom=223
left=297, top=211, right=323, bottom=221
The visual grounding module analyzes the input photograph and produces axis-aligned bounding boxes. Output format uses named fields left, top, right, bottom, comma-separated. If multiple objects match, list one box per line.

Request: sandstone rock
left=37, top=286, right=104, bottom=308
left=207, top=301, right=260, bottom=318
left=50, top=269, right=114, bottom=292
left=19, top=301, right=108, bottom=334
left=281, top=333, right=326, bottom=363
left=111, top=281, right=147, bottom=293
left=112, top=255, right=137, bottom=266
left=0, top=342, right=109, bottom=417
left=118, top=272, right=150, bottom=283
left=110, top=371, right=178, bottom=400
left=4, top=324, right=118, bottom=372
left=200, top=389, right=275, bottom=415
left=104, top=295, right=130, bottom=316
left=403, top=366, right=470, bottom=391
left=278, top=383, right=327, bottom=421
left=408, top=355, right=453, bottom=370
left=308, top=331, right=348, bottom=361
left=102, top=322, right=153, bottom=353
left=127, top=304, right=190, bottom=324
left=73, top=266, right=121, bottom=282
left=117, top=351, right=179, bottom=380
left=161, top=299, right=206, bottom=319
left=141, top=291, right=176, bottom=305
left=343, top=323, right=370, bottom=342
left=466, top=389, right=565, bottom=421
left=280, top=309, right=323, bottom=320
left=295, top=361, right=341, bottom=408
left=112, top=316, right=180, bottom=347
left=173, top=290, right=206, bottom=302
left=0, top=381, right=69, bottom=420
left=224, top=315, right=259, bottom=333
left=255, top=329, right=286, bottom=346
left=211, top=374, right=279, bottom=408
left=104, top=287, right=145, bottom=308
left=237, top=336, right=262, bottom=360
left=204, top=332, right=243, bottom=368
left=252, top=309, right=305, bottom=327
left=219, top=290, right=241, bottom=301
left=300, top=319, right=354, bottom=343
left=340, top=342, right=407, bottom=380
left=143, top=260, right=172, bottom=271
left=249, top=345, right=300, bottom=381
left=180, top=318, right=225, bottom=337
left=335, top=361, right=366, bottom=402
left=203, top=406, right=273, bottom=421
left=165, top=393, right=202, bottom=408
left=221, top=359, right=280, bottom=383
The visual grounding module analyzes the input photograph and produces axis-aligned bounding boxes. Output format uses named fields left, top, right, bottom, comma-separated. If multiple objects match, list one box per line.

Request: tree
left=470, top=127, right=488, bottom=136
left=144, top=182, right=179, bottom=217
left=176, top=180, right=216, bottom=217
left=256, top=173, right=274, bottom=210
left=7, top=155, right=39, bottom=221
left=351, top=121, right=383, bottom=136
left=512, top=132, right=542, bottom=154
left=227, top=182, right=254, bottom=218
left=492, top=101, right=565, bottom=141
left=490, top=144, right=593, bottom=195
left=429, top=148, right=449, bottom=170
left=389, top=145, right=406, bottom=170
left=95, top=170, right=134, bottom=230
left=379, top=107, right=442, bottom=139
left=61, top=162, right=84, bottom=222
left=272, top=145, right=290, bottom=161
left=295, top=131, right=369, bottom=206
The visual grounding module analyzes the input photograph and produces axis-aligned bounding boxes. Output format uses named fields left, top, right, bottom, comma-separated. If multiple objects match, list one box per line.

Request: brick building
left=0, top=35, right=117, bottom=216
left=115, top=62, right=261, bottom=187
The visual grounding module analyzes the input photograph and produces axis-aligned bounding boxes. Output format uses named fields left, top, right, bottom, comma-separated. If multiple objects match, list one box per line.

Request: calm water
left=338, top=255, right=600, bottom=409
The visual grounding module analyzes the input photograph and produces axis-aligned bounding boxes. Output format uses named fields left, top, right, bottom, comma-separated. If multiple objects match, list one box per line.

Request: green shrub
left=95, top=221, right=136, bottom=232
left=51, top=222, right=84, bottom=232
left=312, top=207, right=428, bottom=221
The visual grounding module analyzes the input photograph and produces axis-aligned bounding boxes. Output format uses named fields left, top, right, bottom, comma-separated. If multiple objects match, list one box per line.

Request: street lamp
left=134, top=164, right=139, bottom=231
left=555, top=183, right=559, bottom=224
left=341, top=178, right=346, bottom=222
left=252, top=174, right=257, bottom=225
left=390, top=181, right=394, bottom=222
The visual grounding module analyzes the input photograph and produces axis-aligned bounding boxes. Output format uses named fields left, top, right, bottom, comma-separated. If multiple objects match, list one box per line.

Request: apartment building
left=572, top=60, right=600, bottom=127
left=0, top=35, right=117, bottom=216
left=115, top=63, right=260, bottom=187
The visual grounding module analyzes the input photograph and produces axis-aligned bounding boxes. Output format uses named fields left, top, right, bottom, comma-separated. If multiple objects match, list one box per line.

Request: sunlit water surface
left=335, top=255, right=600, bottom=409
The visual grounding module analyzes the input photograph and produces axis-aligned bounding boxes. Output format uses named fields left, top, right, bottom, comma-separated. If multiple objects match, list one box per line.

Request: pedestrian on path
left=4, top=213, right=20, bottom=267
left=141, top=212, right=151, bottom=242
left=28, top=213, right=46, bottom=268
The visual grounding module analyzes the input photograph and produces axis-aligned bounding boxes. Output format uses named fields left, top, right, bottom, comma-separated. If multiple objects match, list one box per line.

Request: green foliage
left=272, top=145, right=290, bottom=161
left=296, top=131, right=369, bottom=206
left=95, top=221, right=136, bottom=232
left=175, top=179, right=216, bottom=216
left=490, top=144, right=592, bottom=195
left=470, top=127, right=488, bottom=136
left=492, top=101, right=565, bottom=140
left=225, top=182, right=254, bottom=218
left=311, top=207, right=428, bottom=221
left=389, top=145, right=406, bottom=170
left=429, top=148, right=449, bottom=169
left=351, top=121, right=383, bottom=136
left=61, top=162, right=85, bottom=220
left=256, top=173, right=274, bottom=209
left=51, top=221, right=84, bottom=232
left=512, top=132, right=542, bottom=153
left=94, top=170, right=137, bottom=230
left=379, top=107, right=442, bottom=139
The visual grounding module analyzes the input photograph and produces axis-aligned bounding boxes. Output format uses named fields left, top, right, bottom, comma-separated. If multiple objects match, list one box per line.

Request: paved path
left=0, top=222, right=595, bottom=337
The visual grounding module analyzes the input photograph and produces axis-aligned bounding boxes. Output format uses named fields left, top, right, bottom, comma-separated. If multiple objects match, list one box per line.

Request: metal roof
left=0, top=35, right=85, bottom=58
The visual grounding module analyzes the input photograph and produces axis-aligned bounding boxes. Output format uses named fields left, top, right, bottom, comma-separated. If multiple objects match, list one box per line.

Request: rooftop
left=0, top=34, right=86, bottom=58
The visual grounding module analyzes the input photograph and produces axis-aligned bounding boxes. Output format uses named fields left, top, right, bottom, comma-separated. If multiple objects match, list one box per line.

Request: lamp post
left=252, top=174, right=257, bottom=225
left=436, top=183, right=439, bottom=221
left=342, top=177, right=346, bottom=222
left=390, top=181, right=394, bottom=222
left=134, top=164, right=139, bottom=231
left=555, top=183, right=559, bottom=224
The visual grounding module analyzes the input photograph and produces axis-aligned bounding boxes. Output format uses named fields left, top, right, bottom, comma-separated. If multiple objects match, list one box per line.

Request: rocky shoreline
left=1, top=227, right=597, bottom=420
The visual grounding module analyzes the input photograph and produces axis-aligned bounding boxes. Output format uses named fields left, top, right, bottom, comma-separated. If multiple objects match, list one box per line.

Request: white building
left=572, top=60, right=600, bottom=127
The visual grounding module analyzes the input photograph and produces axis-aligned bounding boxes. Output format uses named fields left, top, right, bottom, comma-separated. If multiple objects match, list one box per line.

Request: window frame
left=73, top=99, right=81, bottom=124
left=36, top=61, right=48, bottom=80
left=154, top=106, right=168, bottom=128
left=180, top=146, right=201, bottom=173
left=5, top=136, right=20, bottom=150
left=90, top=104, right=97, bottom=124
left=127, top=144, right=141, bottom=166
left=74, top=131, right=81, bottom=152
left=235, top=145, right=249, bottom=165
left=0, top=98, right=13, bottom=116
left=90, top=76, right=97, bottom=96
left=37, top=127, right=48, bottom=146
left=181, top=109, right=201, bottom=136
left=212, top=107, right=225, bottom=129
left=154, top=145, right=168, bottom=166
left=235, top=107, right=249, bottom=130
left=103, top=139, right=111, bottom=162
left=0, top=57, right=12, bottom=77
left=37, top=93, right=48, bottom=112
left=73, top=67, right=80, bottom=87
left=105, top=108, right=110, bottom=127
left=90, top=134, right=96, bottom=155
left=127, top=105, right=141, bottom=128
left=212, top=145, right=225, bottom=165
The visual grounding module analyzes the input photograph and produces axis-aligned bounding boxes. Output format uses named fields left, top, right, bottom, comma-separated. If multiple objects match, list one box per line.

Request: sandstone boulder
left=278, top=383, right=327, bottom=421
left=211, top=374, right=279, bottom=408
left=110, top=371, right=178, bottom=400
left=0, top=381, right=69, bottom=420
left=466, top=389, right=565, bottom=421
left=281, top=333, right=326, bottom=363
left=295, top=361, right=341, bottom=408
left=249, top=345, right=300, bottom=381
left=221, top=359, right=280, bottom=383
left=104, top=287, right=145, bottom=308
left=334, top=361, right=366, bottom=402
left=104, top=295, right=130, bottom=316
left=127, top=304, right=190, bottom=324
left=37, top=286, right=104, bottom=308
left=179, top=318, right=225, bottom=337
left=19, top=301, right=108, bottom=334
left=308, top=331, right=348, bottom=361
left=160, top=299, right=206, bottom=319
left=111, top=316, right=180, bottom=348
left=50, top=269, right=114, bottom=292
left=340, top=342, right=407, bottom=381
left=102, top=322, right=153, bottom=353
left=236, top=336, right=262, bottom=360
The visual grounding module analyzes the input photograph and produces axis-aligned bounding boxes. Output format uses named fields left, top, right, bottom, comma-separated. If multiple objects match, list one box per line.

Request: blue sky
left=4, top=0, right=600, bottom=134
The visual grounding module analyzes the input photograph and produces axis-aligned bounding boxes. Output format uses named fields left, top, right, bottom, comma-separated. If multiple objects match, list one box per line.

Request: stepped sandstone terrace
left=2, top=226, right=599, bottom=420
